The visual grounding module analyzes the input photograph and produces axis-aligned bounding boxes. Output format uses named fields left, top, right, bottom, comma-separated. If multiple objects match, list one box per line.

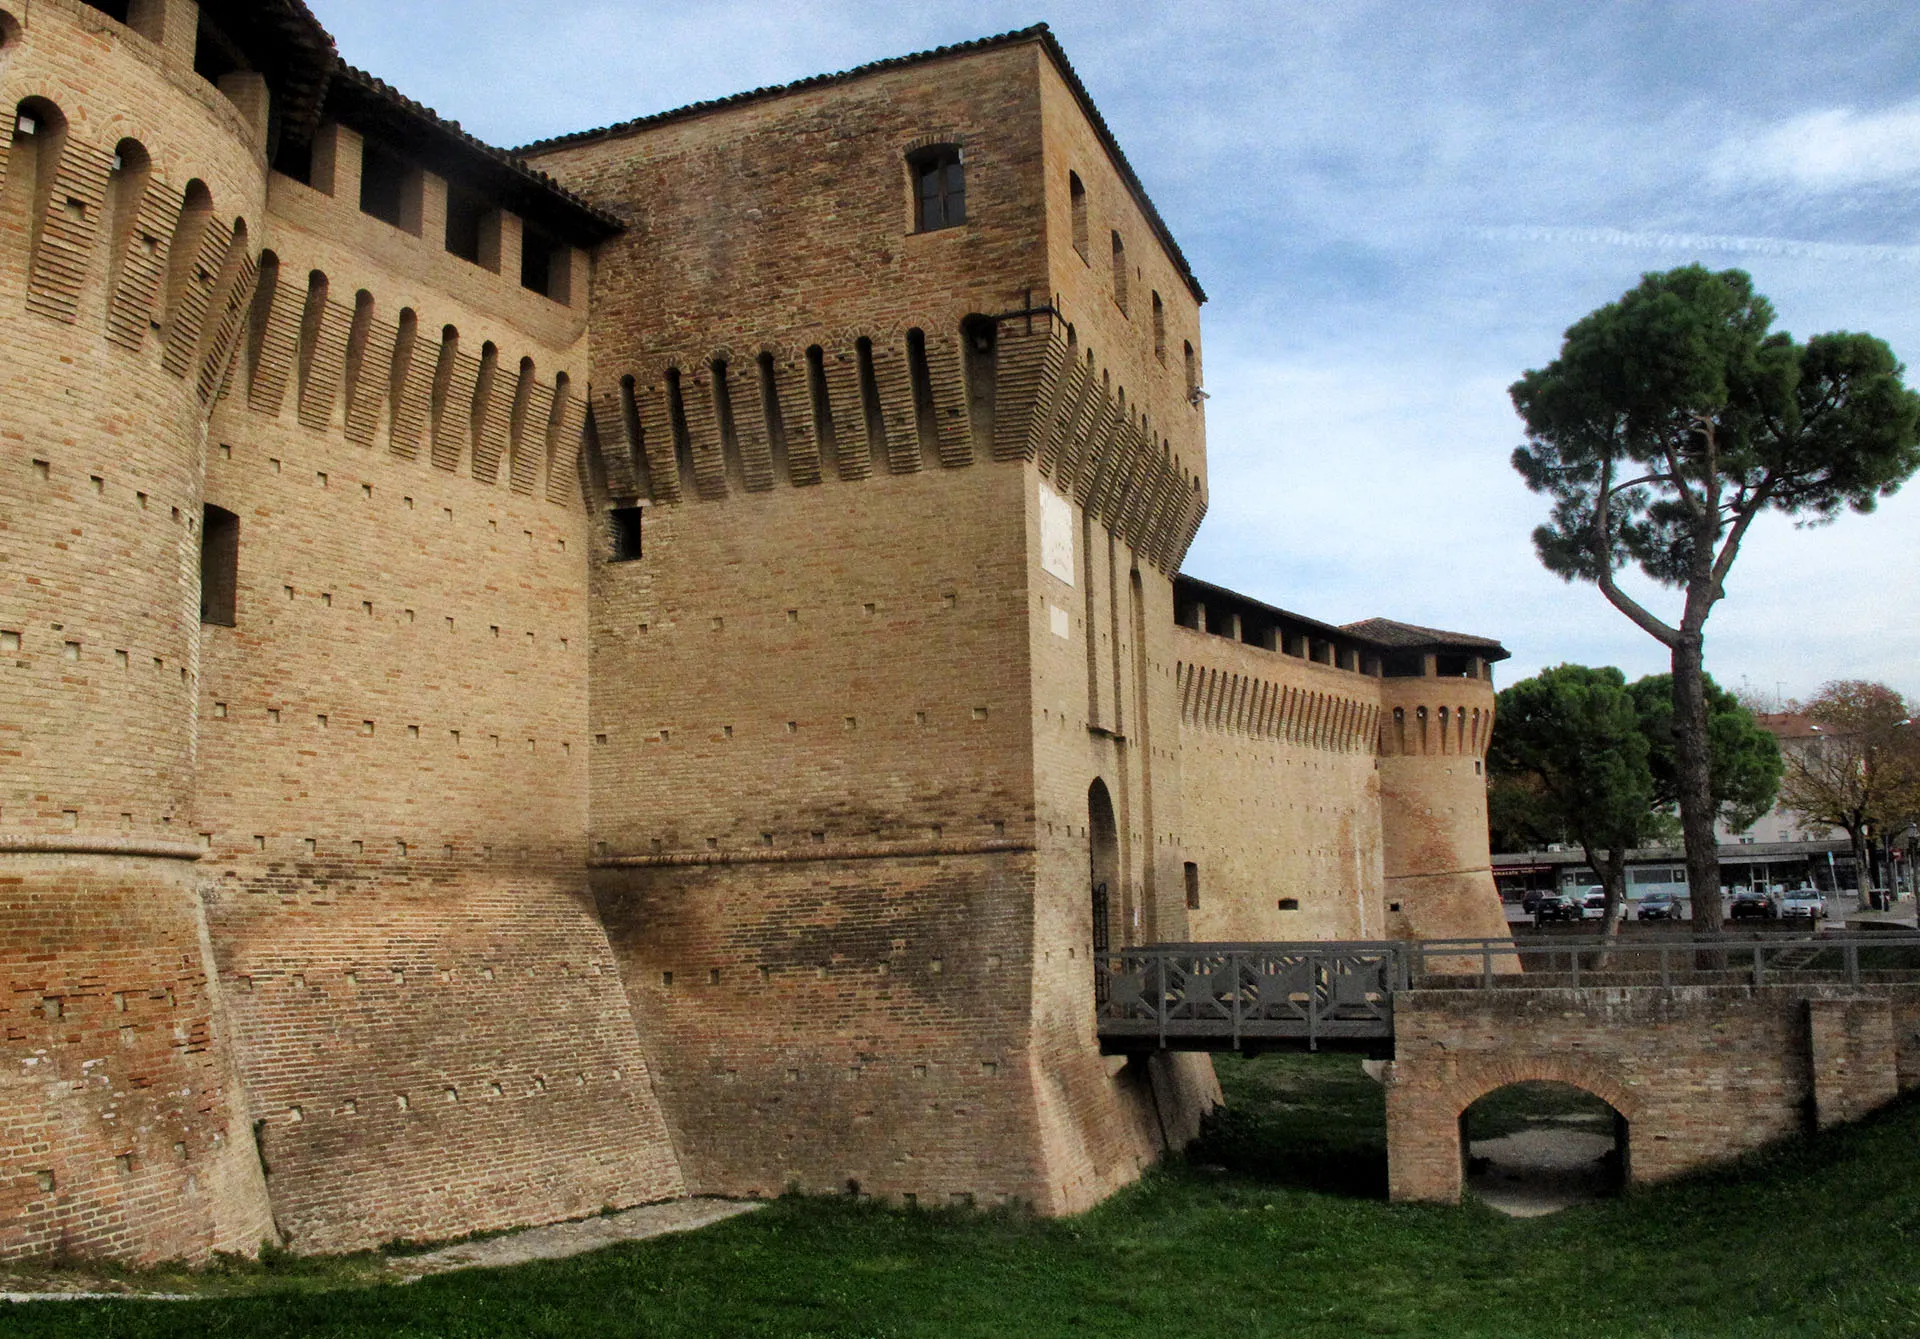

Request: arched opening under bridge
left=1460, top=1080, right=1628, bottom=1216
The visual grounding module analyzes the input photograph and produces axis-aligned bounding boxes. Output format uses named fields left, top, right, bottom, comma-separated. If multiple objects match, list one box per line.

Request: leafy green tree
left=1488, top=665, right=1665, bottom=941
left=1629, top=672, right=1782, bottom=835
left=1510, top=266, right=1920, bottom=931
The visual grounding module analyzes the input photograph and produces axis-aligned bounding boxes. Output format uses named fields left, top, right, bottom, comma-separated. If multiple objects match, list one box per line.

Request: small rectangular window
left=200, top=504, right=239, bottom=626
left=1184, top=861, right=1200, bottom=910
left=910, top=146, right=965, bottom=232
left=609, top=506, right=643, bottom=562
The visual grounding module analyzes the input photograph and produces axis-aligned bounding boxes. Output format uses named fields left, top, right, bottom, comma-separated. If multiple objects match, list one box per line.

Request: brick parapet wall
left=1171, top=624, right=1386, bottom=941
left=1386, top=983, right=1920, bottom=1204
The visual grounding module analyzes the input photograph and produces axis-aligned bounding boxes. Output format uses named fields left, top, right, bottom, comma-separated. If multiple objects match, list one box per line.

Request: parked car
left=1779, top=886, right=1828, bottom=921
left=1533, top=893, right=1582, bottom=923
left=1578, top=887, right=1626, bottom=920
left=1521, top=890, right=1556, bottom=916
left=1636, top=892, right=1683, bottom=921
left=1728, top=888, right=1780, bottom=920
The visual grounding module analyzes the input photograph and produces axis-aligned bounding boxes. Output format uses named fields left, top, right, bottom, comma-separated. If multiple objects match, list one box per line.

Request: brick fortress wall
left=530, top=37, right=1215, bottom=1211
left=1172, top=625, right=1386, bottom=942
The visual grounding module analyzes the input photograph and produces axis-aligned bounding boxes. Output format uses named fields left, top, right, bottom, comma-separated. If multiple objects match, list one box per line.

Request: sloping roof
left=1176, top=574, right=1358, bottom=645
left=515, top=24, right=1205, bottom=303
left=203, top=0, right=336, bottom=143
left=1341, top=617, right=1510, bottom=659
left=1756, top=712, right=1823, bottom=741
left=328, top=65, right=625, bottom=244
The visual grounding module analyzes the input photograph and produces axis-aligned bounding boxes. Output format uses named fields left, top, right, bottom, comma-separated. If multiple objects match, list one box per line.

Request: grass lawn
left=7, top=1052, right=1920, bottom=1337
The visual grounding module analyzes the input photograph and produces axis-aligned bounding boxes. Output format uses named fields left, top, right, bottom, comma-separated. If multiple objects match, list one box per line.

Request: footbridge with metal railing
left=1094, top=933, right=1920, bottom=1056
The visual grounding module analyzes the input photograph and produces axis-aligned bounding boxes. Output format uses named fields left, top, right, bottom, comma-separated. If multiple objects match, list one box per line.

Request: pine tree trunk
left=1671, top=631, right=1724, bottom=937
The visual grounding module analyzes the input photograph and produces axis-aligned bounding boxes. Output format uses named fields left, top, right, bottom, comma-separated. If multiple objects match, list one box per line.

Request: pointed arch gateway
left=1089, top=778, right=1120, bottom=1001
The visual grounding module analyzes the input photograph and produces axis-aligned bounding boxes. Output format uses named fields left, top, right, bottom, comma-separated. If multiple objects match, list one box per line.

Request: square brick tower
left=525, top=26, right=1219, bottom=1211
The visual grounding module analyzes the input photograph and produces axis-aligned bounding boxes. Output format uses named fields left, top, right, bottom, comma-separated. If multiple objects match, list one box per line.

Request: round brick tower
left=1375, top=645, right=1511, bottom=943
left=0, top=0, right=318, bottom=1263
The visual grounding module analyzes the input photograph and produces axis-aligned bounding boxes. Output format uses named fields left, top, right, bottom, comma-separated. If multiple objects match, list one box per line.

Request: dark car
left=1728, top=889, right=1779, bottom=920
left=1637, top=892, right=1683, bottom=921
left=1533, top=893, right=1582, bottom=923
left=1522, top=890, right=1556, bottom=915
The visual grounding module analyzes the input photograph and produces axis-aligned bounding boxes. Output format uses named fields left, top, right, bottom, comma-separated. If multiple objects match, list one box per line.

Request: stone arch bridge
left=1096, top=935, right=1920, bottom=1202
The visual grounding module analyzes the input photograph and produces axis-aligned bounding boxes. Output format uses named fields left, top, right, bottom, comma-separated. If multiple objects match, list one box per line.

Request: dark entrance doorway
left=1090, top=779, right=1119, bottom=1002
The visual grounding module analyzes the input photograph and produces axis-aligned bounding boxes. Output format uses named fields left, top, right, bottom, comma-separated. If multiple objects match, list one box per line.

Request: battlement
left=584, top=316, right=1204, bottom=574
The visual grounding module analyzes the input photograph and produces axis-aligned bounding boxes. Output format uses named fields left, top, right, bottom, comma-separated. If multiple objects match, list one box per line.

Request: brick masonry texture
left=1386, top=984, right=1920, bottom=1204
left=3, top=8, right=1510, bottom=1260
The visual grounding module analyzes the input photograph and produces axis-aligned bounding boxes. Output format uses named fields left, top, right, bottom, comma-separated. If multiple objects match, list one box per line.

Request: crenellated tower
left=0, top=0, right=301, bottom=1262
left=1362, top=625, right=1510, bottom=943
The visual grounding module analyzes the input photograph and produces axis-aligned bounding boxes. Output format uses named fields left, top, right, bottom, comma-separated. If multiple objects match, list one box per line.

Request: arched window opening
left=199, top=504, right=239, bottom=627
left=1089, top=779, right=1121, bottom=998
left=711, top=356, right=744, bottom=492
left=1461, top=1082, right=1628, bottom=1214
left=1184, top=340, right=1199, bottom=405
left=341, top=289, right=376, bottom=423
left=293, top=269, right=328, bottom=401
left=427, top=324, right=460, bottom=469
left=854, top=336, right=887, bottom=473
left=618, top=373, right=652, bottom=499
left=757, top=351, right=791, bottom=487
left=0, top=9, right=25, bottom=52
left=160, top=179, right=214, bottom=332
left=508, top=356, right=537, bottom=488
left=960, top=315, right=997, bottom=455
left=196, top=216, right=251, bottom=401
left=907, top=143, right=964, bottom=232
left=805, top=345, right=836, bottom=466
left=466, top=340, right=505, bottom=482
left=386, top=307, right=418, bottom=438
left=244, top=250, right=280, bottom=390
left=665, top=366, right=698, bottom=499
left=1151, top=291, right=1166, bottom=362
left=904, top=328, right=940, bottom=470
left=8, top=99, right=69, bottom=271
left=546, top=370, right=577, bottom=501
left=1068, top=170, right=1088, bottom=260
left=1184, top=861, right=1200, bottom=911
left=1110, top=231, right=1128, bottom=314
left=102, top=138, right=152, bottom=295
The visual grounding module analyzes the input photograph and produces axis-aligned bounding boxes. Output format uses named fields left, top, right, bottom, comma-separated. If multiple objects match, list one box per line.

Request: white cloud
left=1714, top=101, right=1920, bottom=192
left=1472, top=225, right=1920, bottom=267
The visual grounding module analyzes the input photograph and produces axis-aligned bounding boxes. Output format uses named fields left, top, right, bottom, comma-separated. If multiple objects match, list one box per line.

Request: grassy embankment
left=5, top=1052, right=1918, bottom=1337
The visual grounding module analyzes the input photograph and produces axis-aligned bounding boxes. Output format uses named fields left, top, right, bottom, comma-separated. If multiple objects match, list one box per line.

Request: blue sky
left=306, top=1, right=1920, bottom=706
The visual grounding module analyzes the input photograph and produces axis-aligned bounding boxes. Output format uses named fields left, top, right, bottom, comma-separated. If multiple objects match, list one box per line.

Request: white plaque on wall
left=1038, top=481, right=1074, bottom=587
left=1050, top=604, right=1070, bottom=639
